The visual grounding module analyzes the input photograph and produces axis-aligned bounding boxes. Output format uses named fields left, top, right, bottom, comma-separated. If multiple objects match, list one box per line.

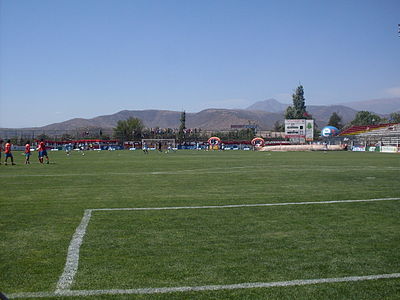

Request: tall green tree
left=113, top=117, right=144, bottom=141
left=273, top=121, right=285, bottom=132
left=285, top=85, right=309, bottom=119
left=284, top=106, right=296, bottom=119
left=177, top=111, right=186, bottom=143
left=389, top=112, right=400, bottom=123
left=327, top=112, right=343, bottom=129
left=350, top=111, right=381, bottom=126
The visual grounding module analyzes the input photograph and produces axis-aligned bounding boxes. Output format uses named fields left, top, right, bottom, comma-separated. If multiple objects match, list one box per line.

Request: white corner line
left=8, top=272, right=400, bottom=298
left=55, top=197, right=400, bottom=292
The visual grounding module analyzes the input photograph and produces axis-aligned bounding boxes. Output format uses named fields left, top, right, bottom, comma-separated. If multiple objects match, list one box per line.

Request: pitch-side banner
left=305, top=120, right=314, bottom=141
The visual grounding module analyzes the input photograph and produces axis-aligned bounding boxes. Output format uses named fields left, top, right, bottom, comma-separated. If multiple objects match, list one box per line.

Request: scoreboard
left=285, top=119, right=314, bottom=141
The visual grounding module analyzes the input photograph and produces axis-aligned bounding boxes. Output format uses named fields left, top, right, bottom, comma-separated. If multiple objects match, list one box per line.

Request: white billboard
left=285, top=119, right=314, bottom=141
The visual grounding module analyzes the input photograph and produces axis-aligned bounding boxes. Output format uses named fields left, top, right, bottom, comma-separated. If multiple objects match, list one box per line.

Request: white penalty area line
left=54, top=197, right=400, bottom=293
left=92, top=197, right=400, bottom=212
left=8, top=273, right=400, bottom=299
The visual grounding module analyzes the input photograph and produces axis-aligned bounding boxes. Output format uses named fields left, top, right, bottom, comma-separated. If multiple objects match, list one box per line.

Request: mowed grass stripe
left=1, top=165, right=399, bottom=178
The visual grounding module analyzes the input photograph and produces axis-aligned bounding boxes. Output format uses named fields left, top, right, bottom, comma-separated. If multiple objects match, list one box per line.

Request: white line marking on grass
left=55, top=197, right=400, bottom=292
left=8, top=273, right=400, bottom=298
left=55, top=209, right=92, bottom=292
left=92, top=197, right=400, bottom=212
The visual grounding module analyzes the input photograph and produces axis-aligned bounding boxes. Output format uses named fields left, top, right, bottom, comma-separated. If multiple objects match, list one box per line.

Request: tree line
left=113, top=111, right=259, bottom=143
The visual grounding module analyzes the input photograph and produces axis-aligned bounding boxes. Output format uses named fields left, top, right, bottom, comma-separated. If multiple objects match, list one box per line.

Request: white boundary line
left=54, top=197, right=400, bottom=293
left=8, top=273, right=400, bottom=298
left=55, top=209, right=92, bottom=292
left=92, top=197, right=400, bottom=212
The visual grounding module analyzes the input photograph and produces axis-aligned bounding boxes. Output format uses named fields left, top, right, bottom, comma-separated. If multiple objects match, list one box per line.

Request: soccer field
left=1, top=150, right=399, bottom=299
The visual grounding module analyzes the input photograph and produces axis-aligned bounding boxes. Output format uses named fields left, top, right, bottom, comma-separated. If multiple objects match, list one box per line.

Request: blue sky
left=0, top=0, right=399, bottom=128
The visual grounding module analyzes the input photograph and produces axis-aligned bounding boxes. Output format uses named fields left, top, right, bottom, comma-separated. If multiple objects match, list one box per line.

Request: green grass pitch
left=1, top=150, right=399, bottom=299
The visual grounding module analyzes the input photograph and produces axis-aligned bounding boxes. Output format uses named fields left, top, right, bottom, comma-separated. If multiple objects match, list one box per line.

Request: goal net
left=141, top=139, right=176, bottom=150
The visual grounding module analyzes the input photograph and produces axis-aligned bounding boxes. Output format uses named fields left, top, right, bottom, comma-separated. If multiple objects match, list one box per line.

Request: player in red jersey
left=37, top=139, right=50, bottom=164
left=24, top=141, right=31, bottom=164
left=4, top=140, right=15, bottom=165
left=0, top=139, right=3, bottom=164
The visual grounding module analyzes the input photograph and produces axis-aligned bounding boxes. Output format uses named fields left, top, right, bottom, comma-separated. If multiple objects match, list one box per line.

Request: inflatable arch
left=207, top=137, right=221, bottom=145
left=251, top=137, right=265, bottom=147
left=207, top=137, right=221, bottom=150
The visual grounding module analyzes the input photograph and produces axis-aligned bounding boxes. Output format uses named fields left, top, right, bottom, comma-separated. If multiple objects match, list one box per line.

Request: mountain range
left=337, top=98, right=400, bottom=114
left=36, top=109, right=284, bottom=131
left=247, top=98, right=400, bottom=115
left=1, top=98, right=399, bottom=134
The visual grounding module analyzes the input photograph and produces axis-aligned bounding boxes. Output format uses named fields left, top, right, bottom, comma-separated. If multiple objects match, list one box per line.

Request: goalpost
left=141, top=139, right=176, bottom=150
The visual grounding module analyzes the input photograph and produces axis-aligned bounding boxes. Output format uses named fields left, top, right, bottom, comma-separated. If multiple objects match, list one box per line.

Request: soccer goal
left=141, top=139, right=176, bottom=150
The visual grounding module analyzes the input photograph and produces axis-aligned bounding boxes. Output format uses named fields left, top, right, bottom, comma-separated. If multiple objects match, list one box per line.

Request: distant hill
left=337, top=98, right=400, bottom=114
left=40, top=110, right=182, bottom=130
left=247, top=97, right=400, bottom=115
left=0, top=106, right=355, bottom=137
left=246, top=98, right=289, bottom=113
left=187, top=109, right=282, bottom=129
left=307, top=105, right=358, bottom=125
left=0, top=107, right=364, bottom=136
left=245, top=99, right=358, bottom=126
left=245, top=99, right=358, bottom=123
left=37, top=109, right=283, bottom=131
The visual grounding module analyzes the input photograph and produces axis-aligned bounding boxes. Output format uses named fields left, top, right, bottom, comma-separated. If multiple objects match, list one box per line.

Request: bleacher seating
left=339, top=123, right=398, bottom=136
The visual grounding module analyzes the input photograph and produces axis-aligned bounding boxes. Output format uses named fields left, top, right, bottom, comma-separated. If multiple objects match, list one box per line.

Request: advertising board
left=305, top=120, right=314, bottom=141
left=285, top=119, right=314, bottom=141
left=352, top=146, right=366, bottom=152
left=381, top=146, right=398, bottom=153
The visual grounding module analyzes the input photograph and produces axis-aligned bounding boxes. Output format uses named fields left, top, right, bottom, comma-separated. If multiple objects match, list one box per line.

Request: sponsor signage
left=381, top=146, right=398, bottom=153
left=352, top=146, right=366, bottom=152
left=305, top=120, right=314, bottom=141
left=285, top=119, right=314, bottom=141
